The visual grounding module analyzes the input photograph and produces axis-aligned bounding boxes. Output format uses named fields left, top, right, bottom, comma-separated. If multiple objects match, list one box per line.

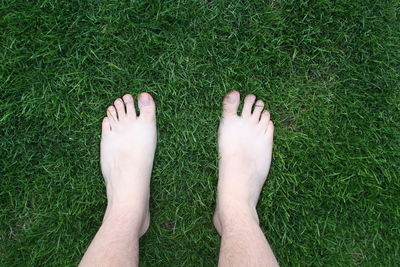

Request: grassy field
left=1, top=0, right=399, bottom=266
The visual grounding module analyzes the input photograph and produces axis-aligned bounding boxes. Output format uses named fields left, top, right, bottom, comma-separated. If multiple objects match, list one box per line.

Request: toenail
left=140, top=94, right=150, bottom=106
left=123, top=94, right=133, bottom=102
left=247, top=95, right=255, bottom=101
left=226, top=93, right=236, bottom=103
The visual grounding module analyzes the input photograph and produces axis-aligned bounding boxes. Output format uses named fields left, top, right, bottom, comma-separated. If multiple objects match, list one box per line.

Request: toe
left=252, top=100, right=264, bottom=122
left=101, top=117, right=111, bottom=137
left=123, top=94, right=136, bottom=119
left=107, top=106, right=117, bottom=122
left=265, top=120, right=274, bottom=139
left=138, top=92, right=156, bottom=121
left=114, top=98, right=126, bottom=120
left=241, top=94, right=256, bottom=118
left=259, top=110, right=270, bottom=131
left=222, top=91, right=240, bottom=118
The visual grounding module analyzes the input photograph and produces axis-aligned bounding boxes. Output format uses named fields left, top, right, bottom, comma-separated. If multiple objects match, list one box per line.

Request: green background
left=1, top=0, right=399, bottom=266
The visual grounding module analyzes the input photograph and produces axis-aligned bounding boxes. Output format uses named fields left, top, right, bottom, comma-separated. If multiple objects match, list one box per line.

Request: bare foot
left=100, top=92, right=156, bottom=237
left=214, top=91, right=274, bottom=234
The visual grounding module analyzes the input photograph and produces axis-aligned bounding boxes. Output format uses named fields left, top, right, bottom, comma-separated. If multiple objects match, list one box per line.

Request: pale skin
left=79, top=91, right=279, bottom=267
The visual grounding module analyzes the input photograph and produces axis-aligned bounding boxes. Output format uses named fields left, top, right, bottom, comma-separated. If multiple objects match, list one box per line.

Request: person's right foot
left=214, top=91, right=274, bottom=234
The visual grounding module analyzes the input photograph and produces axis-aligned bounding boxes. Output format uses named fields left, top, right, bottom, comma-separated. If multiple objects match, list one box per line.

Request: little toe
left=252, top=100, right=264, bottom=122
left=241, top=94, right=256, bottom=118
left=138, top=92, right=156, bottom=121
left=123, top=94, right=136, bottom=119
left=114, top=98, right=126, bottom=120
left=259, top=110, right=270, bottom=131
left=265, top=120, right=274, bottom=140
left=101, top=117, right=111, bottom=137
left=222, top=91, right=240, bottom=118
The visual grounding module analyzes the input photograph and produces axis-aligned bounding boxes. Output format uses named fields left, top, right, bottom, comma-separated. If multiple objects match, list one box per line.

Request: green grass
left=1, top=0, right=399, bottom=266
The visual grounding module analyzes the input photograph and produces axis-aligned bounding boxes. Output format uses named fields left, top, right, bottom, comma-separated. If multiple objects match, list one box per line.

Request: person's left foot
left=100, top=93, right=156, bottom=236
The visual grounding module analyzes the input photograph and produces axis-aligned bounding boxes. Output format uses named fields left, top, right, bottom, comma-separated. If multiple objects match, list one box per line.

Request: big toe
left=222, top=91, right=240, bottom=118
left=138, top=92, right=156, bottom=121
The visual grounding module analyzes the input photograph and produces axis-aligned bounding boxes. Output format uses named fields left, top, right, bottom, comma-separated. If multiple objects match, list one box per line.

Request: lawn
left=1, top=0, right=399, bottom=266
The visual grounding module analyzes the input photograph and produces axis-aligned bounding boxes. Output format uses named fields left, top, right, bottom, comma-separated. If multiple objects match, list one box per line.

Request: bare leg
left=79, top=93, right=157, bottom=267
left=214, top=91, right=279, bottom=267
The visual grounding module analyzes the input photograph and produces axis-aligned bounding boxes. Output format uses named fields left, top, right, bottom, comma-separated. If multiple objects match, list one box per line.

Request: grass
left=1, top=0, right=399, bottom=266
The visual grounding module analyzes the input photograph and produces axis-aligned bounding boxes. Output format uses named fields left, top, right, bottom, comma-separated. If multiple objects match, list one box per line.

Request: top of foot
left=100, top=92, right=157, bottom=236
left=101, top=92, right=157, bottom=181
left=217, top=90, right=274, bottom=217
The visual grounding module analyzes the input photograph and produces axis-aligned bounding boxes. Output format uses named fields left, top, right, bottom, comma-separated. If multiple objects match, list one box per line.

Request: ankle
left=214, top=200, right=260, bottom=235
left=103, top=204, right=149, bottom=237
